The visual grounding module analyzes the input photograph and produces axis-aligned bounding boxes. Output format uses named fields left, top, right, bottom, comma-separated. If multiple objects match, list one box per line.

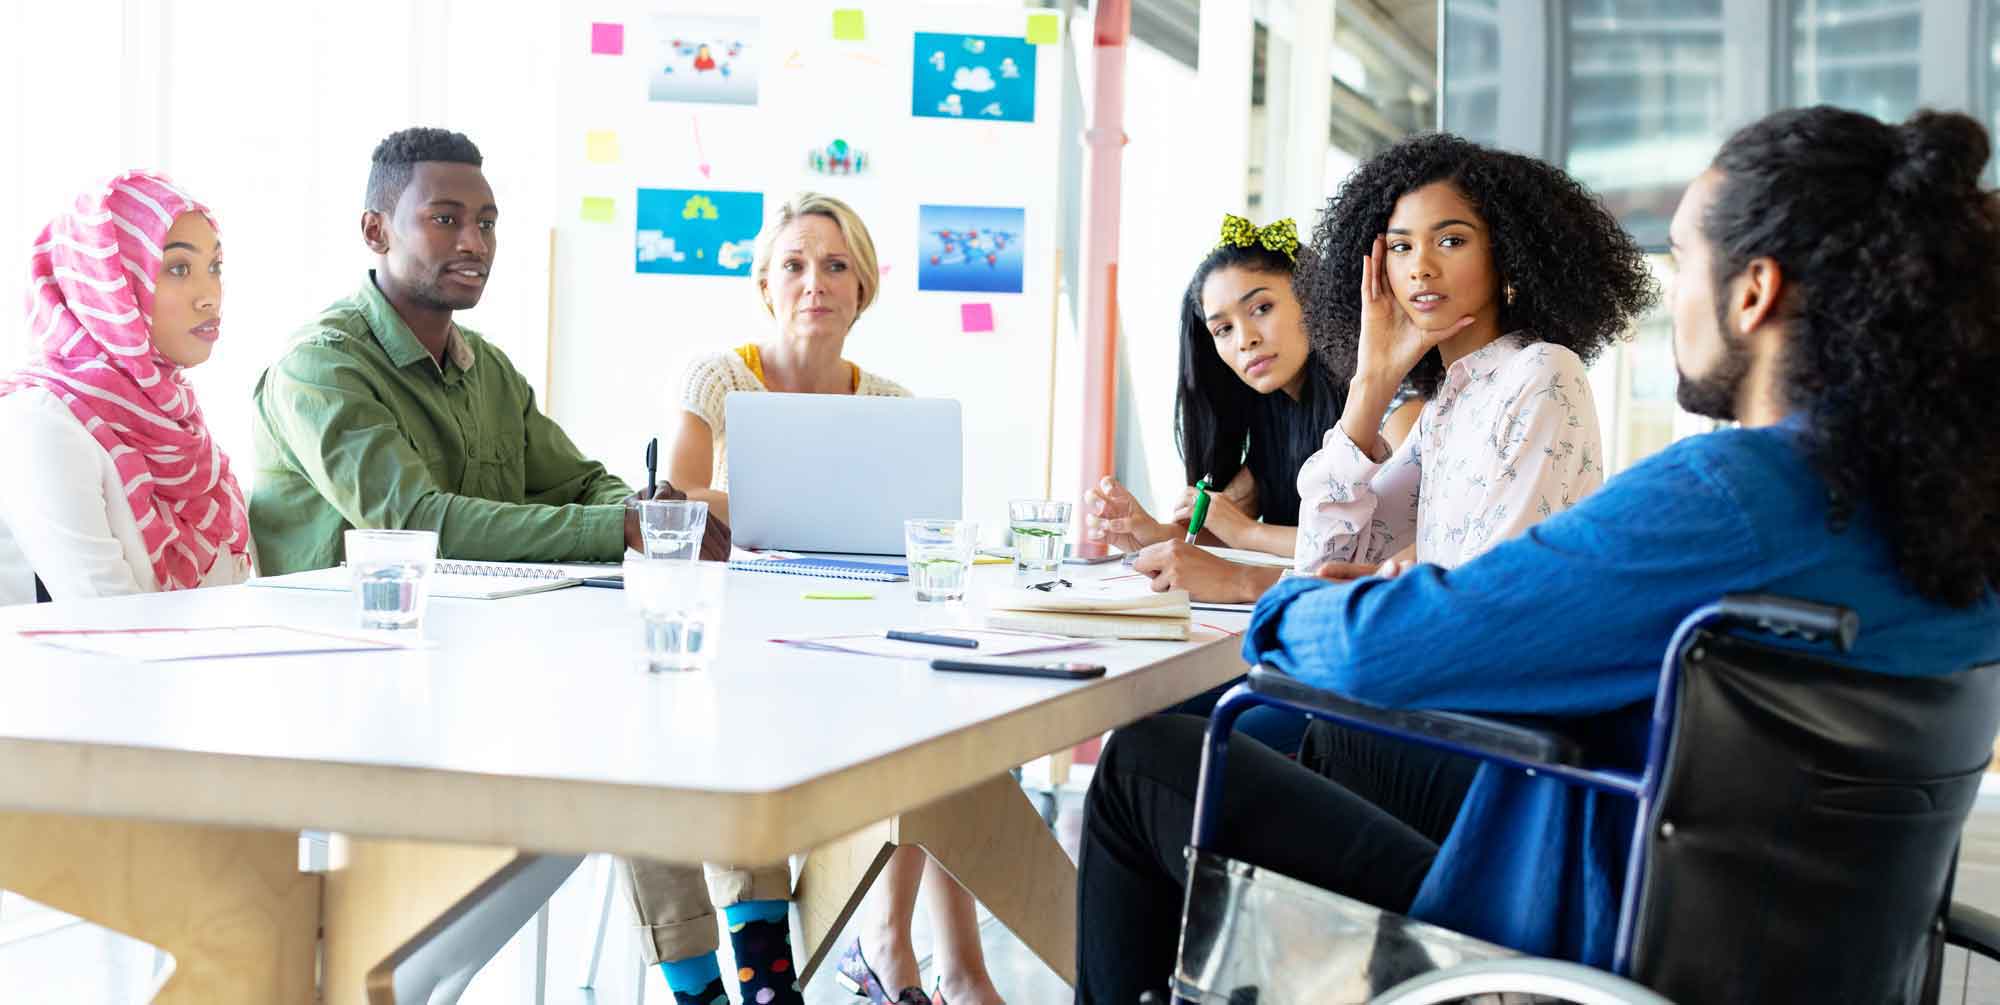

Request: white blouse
left=0, top=387, right=252, bottom=604
left=1295, top=335, right=1605, bottom=572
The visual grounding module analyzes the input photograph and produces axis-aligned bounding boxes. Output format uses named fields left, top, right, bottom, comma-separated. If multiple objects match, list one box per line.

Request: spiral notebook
left=249, top=560, right=617, bottom=600
left=724, top=557, right=909, bottom=582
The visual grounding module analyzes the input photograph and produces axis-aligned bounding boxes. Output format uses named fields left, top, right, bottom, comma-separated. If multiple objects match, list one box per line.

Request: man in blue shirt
left=1073, top=106, right=2000, bottom=1003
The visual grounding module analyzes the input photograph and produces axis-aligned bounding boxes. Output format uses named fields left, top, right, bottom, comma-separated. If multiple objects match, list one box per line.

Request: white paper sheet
left=20, top=625, right=414, bottom=662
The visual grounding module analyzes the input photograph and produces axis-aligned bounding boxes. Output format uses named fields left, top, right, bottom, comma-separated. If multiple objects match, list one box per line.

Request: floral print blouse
left=1294, top=334, right=1605, bottom=571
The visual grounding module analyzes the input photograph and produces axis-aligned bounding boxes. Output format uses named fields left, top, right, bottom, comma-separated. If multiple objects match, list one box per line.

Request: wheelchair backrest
left=1631, top=630, right=1999, bottom=1003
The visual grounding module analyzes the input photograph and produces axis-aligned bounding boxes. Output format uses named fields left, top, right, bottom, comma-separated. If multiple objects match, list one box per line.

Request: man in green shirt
left=251, top=128, right=643, bottom=574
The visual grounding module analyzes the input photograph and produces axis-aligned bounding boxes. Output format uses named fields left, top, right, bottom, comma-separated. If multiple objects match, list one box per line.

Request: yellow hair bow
left=1217, top=214, right=1300, bottom=261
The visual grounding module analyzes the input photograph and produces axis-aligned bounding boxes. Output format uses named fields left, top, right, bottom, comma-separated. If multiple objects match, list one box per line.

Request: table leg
left=794, top=772, right=1077, bottom=988
left=320, top=836, right=580, bottom=1005
left=794, top=818, right=898, bottom=984
left=0, top=811, right=319, bottom=1004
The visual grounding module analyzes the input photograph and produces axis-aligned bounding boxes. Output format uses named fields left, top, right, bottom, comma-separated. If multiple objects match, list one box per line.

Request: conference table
left=0, top=558, right=1251, bottom=1003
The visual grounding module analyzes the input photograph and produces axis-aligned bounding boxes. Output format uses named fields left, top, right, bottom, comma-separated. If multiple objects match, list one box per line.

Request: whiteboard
left=552, top=0, right=1066, bottom=536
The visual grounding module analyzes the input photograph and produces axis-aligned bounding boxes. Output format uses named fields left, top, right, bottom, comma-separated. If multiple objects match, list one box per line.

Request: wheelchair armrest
left=1947, top=900, right=2000, bottom=961
left=1245, top=667, right=1587, bottom=767
left=1716, top=593, right=1858, bottom=653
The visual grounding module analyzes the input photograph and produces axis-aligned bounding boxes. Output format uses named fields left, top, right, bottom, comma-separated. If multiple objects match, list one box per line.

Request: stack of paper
left=985, top=579, right=1192, bottom=641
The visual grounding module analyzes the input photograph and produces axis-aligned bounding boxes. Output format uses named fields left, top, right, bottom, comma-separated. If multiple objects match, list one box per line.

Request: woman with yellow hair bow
left=1086, top=216, right=1423, bottom=752
left=1085, top=215, right=1423, bottom=586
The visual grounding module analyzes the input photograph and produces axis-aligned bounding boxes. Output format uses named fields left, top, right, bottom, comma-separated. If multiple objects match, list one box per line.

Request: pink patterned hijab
left=0, top=171, right=250, bottom=591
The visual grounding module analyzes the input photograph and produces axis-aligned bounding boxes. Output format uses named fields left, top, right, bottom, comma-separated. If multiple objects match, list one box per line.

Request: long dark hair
left=1302, top=132, right=1657, bottom=397
left=1174, top=241, right=1346, bottom=527
left=1707, top=107, right=2000, bottom=607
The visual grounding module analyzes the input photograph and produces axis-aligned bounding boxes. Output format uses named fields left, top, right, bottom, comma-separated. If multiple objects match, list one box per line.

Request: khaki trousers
left=618, top=858, right=793, bottom=964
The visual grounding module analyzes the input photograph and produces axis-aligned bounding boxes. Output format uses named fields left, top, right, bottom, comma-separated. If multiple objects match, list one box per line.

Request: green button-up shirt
left=250, top=274, right=630, bottom=574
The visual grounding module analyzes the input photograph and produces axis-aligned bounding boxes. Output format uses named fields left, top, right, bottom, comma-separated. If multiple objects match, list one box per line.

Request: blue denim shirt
left=1244, top=419, right=2000, bottom=965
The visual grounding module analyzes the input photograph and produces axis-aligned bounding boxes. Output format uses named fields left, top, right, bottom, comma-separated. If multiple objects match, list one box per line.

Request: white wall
left=0, top=0, right=565, bottom=499
left=552, top=1, right=1063, bottom=531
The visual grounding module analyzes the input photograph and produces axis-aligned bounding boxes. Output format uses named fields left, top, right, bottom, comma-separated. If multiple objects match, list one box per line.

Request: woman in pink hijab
left=0, top=171, right=253, bottom=601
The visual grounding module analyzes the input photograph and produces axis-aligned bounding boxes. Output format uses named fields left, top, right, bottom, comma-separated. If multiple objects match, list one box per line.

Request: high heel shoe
left=832, top=938, right=932, bottom=1005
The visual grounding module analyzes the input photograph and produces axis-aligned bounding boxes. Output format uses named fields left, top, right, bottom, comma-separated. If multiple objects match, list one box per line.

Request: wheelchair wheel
left=1368, top=959, right=1675, bottom=1005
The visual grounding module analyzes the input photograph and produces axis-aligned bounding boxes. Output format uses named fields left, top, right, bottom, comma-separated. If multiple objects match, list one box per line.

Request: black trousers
left=1074, top=714, right=1479, bottom=1004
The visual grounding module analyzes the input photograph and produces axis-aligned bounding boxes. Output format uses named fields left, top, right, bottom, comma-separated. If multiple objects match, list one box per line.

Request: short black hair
left=1707, top=106, right=2000, bottom=607
left=365, top=127, right=483, bottom=213
left=1302, top=132, right=1657, bottom=398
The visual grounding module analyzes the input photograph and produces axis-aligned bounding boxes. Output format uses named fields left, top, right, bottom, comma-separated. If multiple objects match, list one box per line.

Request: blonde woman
left=640, top=195, right=1003, bottom=1005
left=664, top=192, right=910, bottom=527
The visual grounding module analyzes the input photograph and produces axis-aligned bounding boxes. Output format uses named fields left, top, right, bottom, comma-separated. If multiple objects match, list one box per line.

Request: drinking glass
left=629, top=499, right=708, bottom=560
left=344, top=529, right=438, bottom=630
left=905, top=519, right=978, bottom=603
left=1008, top=499, right=1072, bottom=575
left=625, top=557, right=725, bottom=672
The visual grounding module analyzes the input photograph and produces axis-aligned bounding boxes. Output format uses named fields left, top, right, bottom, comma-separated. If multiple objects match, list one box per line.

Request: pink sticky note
left=590, top=22, right=624, bottom=55
left=960, top=302, right=995, bottom=333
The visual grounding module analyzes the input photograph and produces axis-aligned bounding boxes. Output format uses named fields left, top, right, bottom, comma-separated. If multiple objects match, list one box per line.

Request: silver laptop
left=725, top=392, right=963, bottom=555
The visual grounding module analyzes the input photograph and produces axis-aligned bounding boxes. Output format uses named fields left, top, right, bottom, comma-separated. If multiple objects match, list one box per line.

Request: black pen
left=644, top=437, right=659, bottom=497
left=886, top=629, right=979, bottom=650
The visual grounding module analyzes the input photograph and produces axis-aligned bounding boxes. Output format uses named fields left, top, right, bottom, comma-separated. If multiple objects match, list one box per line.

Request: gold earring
left=1504, top=283, right=1517, bottom=306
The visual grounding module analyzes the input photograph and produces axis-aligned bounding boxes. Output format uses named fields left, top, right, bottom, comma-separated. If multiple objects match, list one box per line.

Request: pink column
left=1075, top=0, right=1131, bottom=557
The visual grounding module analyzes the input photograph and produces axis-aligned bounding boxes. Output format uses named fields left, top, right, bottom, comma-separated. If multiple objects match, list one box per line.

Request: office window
left=1564, top=0, right=1727, bottom=250
left=1441, top=0, right=1502, bottom=147
left=1991, top=0, right=2000, bottom=168
left=1790, top=0, right=1922, bottom=123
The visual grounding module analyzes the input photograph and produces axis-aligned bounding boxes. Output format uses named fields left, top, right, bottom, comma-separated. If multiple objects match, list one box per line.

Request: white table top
left=0, top=562, right=1249, bottom=863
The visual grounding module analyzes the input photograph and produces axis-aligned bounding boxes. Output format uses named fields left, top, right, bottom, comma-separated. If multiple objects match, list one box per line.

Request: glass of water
left=905, top=519, right=978, bottom=603
left=625, top=557, right=726, bottom=672
left=344, top=529, right=438, bottom=630
left=1008, top=499, right=1072, bottom=575
left=629, top=499, right=708, bottom=560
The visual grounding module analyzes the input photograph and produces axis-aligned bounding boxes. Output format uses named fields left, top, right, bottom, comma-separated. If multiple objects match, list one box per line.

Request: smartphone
left=931, top=658, right=1107, bottom=680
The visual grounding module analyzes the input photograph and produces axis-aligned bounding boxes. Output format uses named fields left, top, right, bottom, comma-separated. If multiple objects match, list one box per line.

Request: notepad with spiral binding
left=249, top=560, right=619, bottom=600
left=725, top=557, right=909, bottom=582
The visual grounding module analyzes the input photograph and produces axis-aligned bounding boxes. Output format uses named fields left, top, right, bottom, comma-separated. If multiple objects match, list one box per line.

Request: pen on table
left=886, top=629, right=979, bottom=650
left=644, top=437, right=659, bottom=497
left=803, top=591, right=874, bottom=600
left=1184, top=474, right=1213, bottom=543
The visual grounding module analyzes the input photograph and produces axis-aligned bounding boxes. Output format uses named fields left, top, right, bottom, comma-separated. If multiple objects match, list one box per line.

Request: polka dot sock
left=657, top=951, right=728, bottom=1005
left=722, top=899, right=805, bottom=1005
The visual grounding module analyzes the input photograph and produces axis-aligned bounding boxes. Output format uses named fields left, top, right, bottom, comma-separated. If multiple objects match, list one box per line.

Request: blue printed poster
left=635, top=188, right=764, bottom=277
left=917, top=204, right=1025, bottom=294
left=911, top=32, right=1036, bottom=123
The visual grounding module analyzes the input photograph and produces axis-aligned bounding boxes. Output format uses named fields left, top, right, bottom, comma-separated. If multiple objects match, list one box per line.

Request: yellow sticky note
left=832, top=9, right=865, bottom=41
left=585, top=130, right=620, bottom=164
left=1026, top=12, right=1059, bottom=45
left=580, top=196, right=615, bottom=223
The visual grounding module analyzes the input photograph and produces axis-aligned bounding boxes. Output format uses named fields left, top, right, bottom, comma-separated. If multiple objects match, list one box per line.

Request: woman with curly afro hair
left=1290, top=132, right=1657, bottom=574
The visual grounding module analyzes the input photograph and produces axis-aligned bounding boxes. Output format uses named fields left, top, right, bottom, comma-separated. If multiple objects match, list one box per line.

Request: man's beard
left=1676, top=314, right=1753, bottom=421
left=405, top=267, right=482, bottom=312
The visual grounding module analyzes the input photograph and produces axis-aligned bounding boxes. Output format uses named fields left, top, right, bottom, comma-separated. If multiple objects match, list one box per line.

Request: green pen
left=1184, top=475, right=1213, bottom=543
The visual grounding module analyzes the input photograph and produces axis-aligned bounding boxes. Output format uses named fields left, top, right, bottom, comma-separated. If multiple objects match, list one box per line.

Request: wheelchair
left=1171, top=595, right=2000, bottom=1003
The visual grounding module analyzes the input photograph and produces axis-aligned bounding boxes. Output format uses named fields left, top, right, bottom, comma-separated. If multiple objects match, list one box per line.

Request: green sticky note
left=832, top=9, right=866, bottom=41
left=1026, top=12, right=1059, bottom=45
left=580, top=196, right=615, bottom=223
